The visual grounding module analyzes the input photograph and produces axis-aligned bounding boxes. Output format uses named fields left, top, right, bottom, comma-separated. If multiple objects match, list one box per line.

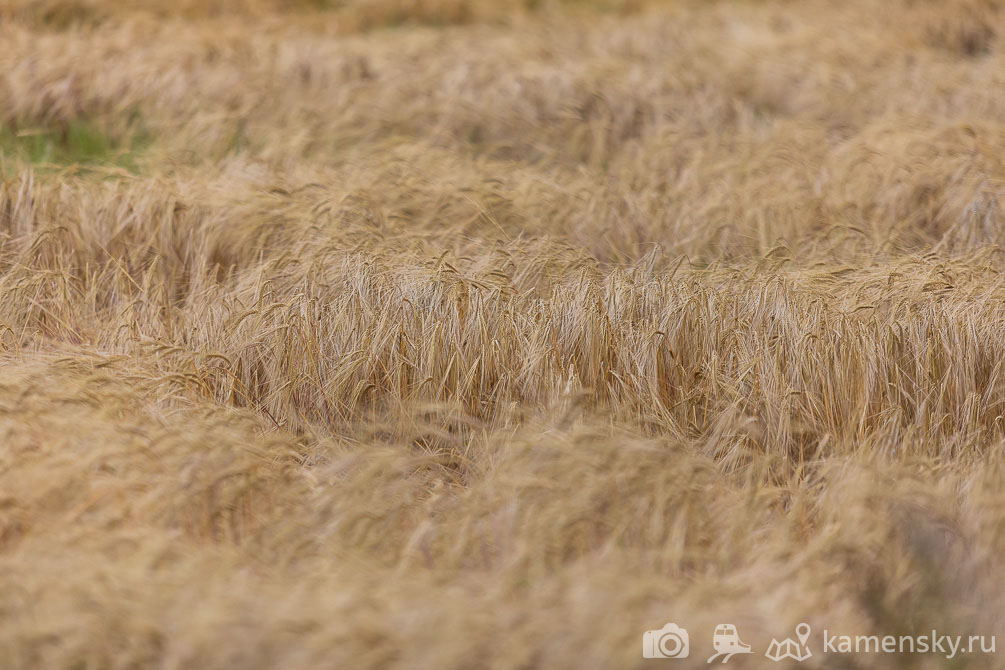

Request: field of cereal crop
left=2, top=1, right=1005, bottom=667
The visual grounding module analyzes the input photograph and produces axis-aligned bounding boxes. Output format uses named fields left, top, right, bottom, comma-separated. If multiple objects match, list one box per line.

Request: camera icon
left=642, top=622, right=690, bottom=659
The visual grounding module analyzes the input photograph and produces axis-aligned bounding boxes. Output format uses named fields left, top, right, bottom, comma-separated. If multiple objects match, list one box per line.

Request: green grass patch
left=0, top=118, right=151, bottom=175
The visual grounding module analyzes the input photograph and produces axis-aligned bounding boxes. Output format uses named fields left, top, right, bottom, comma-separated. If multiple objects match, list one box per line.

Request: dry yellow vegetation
left=2, top=0, right=1005, bottom=668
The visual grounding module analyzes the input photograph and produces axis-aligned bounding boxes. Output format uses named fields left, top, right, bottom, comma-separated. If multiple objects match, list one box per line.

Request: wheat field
left=2, top=0, right=1005, bottom=668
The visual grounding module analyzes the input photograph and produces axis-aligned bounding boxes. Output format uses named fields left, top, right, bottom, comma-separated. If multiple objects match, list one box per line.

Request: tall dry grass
left=2, top=0, right=1005, bottom=668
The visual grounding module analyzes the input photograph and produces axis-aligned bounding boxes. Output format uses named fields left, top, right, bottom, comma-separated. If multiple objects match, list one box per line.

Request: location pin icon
left=796, top=623, right=811, bottom=646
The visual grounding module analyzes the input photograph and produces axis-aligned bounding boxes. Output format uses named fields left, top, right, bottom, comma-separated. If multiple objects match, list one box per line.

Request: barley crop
left=2, top=1, right=1005, bottom=668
